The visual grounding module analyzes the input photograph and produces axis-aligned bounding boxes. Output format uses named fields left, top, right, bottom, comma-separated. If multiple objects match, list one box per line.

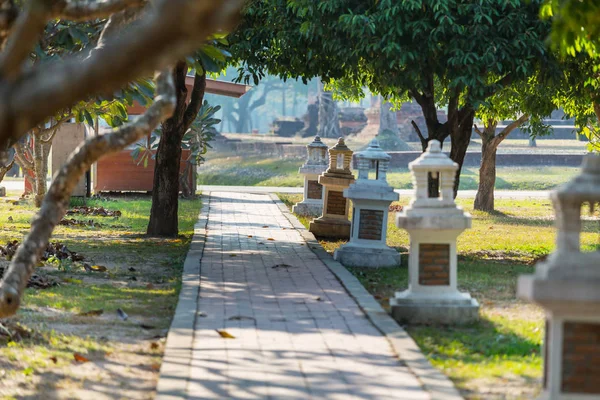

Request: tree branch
left=0, top=68, right=176, bottom=318
left=495, top=114, right=529, bottom=143
left=0, top=0, right=49, bottom=80
left=53, top=0, right=147, bottom=21
left=1, top=0, right=243, bottom=150
left=182, top=70, right=207, bottom=129
left=411, top=120, right=426, bottom=143
left=473, top=123, right=483, bottom=138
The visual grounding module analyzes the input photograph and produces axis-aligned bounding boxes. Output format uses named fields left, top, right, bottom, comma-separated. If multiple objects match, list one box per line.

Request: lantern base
left=292, top=201, right=322, bottom=217
left=334, top=245, right=400, bottom=268
left=309, top=218, right=351, bottom=240
left=390, top=294, right=479, bottom=325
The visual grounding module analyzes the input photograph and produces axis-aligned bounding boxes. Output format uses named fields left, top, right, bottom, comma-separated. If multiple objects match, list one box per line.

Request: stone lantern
left=292, top=136, right=328, bottom=216
left=309, top=138, right=355, bottom=239
left=390, top=140, right=478, bottom=324
left=334, top=138, right=400, bottom=268
left=518, top=154, right=600, bottom=399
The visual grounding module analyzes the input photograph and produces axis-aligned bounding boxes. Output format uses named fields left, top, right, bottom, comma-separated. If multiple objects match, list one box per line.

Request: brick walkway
left=188, top=192, right=430, bottom=399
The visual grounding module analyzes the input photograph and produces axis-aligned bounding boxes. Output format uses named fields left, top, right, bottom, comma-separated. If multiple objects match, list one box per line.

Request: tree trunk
left=449, top=109, right=475, bottom=196
left=379, top=101, right=399, bottom=135
left=529, top=137, right=537, bottom=147
left=147, top=62, right=205, bottom=237
left=474, top=137, right=498, bottom=212
left=317, top=80, right=341, bottom=138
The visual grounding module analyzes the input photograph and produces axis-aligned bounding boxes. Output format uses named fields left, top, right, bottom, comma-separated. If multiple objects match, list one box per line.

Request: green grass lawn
left=279, top=193, right=600, bottom=399
left=0, top=195, right=201, bottom=399
left=200, top=155, right=578, bottom=191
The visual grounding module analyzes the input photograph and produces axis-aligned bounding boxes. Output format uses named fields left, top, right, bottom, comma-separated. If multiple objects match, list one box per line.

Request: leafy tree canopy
left=542, top=0, right=600, bottom=57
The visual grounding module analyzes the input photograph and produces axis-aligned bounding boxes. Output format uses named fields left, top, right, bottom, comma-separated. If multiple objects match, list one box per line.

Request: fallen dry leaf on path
left=73, top=353, right=90, bottom=363
left=150, top=342, right=159, bottom=350
left=228, top=315, right=255, bottom=321
left=49, top=356, right=57, bottom=364
left=216, top=330, right=235, bottom=339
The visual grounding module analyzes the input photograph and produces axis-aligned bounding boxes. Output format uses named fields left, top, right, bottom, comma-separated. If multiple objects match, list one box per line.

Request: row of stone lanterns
left=293, top=136, right=478, bottom=322
left=293, top=135, right=600, bottom=398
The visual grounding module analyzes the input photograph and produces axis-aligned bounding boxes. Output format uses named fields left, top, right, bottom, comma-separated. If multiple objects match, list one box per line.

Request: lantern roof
left=307, top=135, right=328, bottom=149
left=409, top=140, right=457, bottom=171
left=552, top=154, right=600, bottom=204
left=356, top=138, right=391, bottom=162
left=330, top=137, right=352, bottom=154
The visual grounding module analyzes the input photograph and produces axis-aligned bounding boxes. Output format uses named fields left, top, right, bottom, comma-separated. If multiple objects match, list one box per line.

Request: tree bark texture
left=147, top=63, right=205, bottom=237
left=473, top=115, right=529, bottom=212
left=317, top=80, right=341, bottom=138
left=0, top=69, right=176, bottom=318
left=379, top=101, right=399, bottom=135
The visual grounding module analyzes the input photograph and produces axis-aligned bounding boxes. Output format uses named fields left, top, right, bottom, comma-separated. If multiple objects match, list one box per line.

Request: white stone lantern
left=390, top=140, right=478, bottom=324
left=334, top=138, right=400, bottom=268
left=518, top=154, right=600, bottom=399
left=293, top=136, right=328, bottom=216
left=309, top=137, right=355, bottom=239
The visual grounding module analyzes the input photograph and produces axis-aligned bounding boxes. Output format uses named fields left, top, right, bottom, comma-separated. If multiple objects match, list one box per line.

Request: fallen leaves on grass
left=0, top=265, right=58, bottom=289
left=150, top=342, right=159, bottom=350
left=78, top=309, right=104, bottom=317
left=216, top=330, right=235, bottom=339
left=43, top=242, right=85, bottom=262
left=389, top=204, right=404, bottom=212
left=59, top=218, right=103, bottom=228
left=66, top=206, right=122, bottom=217
left=0, top=322, right=32, bottom=342
left=49, top=356, right=58, bottom=364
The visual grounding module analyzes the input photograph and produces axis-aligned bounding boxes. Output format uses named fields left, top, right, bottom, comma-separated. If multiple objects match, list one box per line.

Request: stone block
left=0, top=186, right=5, bottom=197
left=390, top=296, right=479, bottom=325
left=334, top=246, right=400, bottom=268
left=309, top=218, right=351, bottom=240
left=292, top=202, right=322, bottom=217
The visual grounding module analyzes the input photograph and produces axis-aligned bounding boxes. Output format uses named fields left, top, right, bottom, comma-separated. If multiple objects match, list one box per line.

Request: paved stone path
left=188, top=192, right=430, bottom=399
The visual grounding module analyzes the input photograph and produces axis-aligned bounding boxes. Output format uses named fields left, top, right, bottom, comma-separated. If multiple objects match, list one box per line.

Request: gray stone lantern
left=334, top=138, right=400, bottom=268
left=518, top=154, right=600, bottom=399
left=390, top=140, right=478, bottom=324
left=293, top=136, right=328, bottom=216
left=309, top=138, right=355, bottom=239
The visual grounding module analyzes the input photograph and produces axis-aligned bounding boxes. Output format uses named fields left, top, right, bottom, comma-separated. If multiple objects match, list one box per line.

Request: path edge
left=155, top=194, right=211, bottom=400
left=269, top=193, right=464, bottom=400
